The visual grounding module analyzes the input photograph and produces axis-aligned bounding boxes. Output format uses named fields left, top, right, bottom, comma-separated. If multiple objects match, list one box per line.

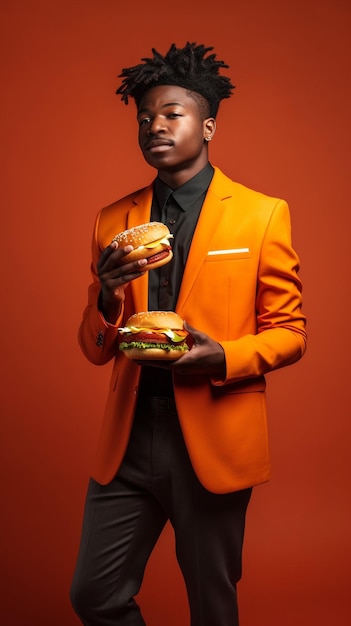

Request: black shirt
left=140, top=163, right=214, bottom=398
left=148, top=162, right=214, bottom=311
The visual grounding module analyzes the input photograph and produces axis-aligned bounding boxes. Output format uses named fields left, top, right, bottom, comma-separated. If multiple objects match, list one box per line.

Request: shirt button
left=169, top=219, right=176, bottom=225
left=162, top=279, right=169, bottom=286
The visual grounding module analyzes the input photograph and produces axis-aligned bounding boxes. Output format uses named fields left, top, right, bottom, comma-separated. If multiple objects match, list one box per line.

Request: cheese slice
left=119, top=326, right=157, bottom=334
left=135, top=235, right=173, bottom=250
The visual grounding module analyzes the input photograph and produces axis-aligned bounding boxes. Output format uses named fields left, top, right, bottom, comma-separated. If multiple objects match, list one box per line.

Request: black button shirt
left=139, top=163, right=214, bottom=398
left=148, top=162, right=214, bottom=312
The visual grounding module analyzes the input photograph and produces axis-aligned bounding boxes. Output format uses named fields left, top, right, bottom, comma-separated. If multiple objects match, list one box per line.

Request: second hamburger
left=118, top=311, right=189, bottom=360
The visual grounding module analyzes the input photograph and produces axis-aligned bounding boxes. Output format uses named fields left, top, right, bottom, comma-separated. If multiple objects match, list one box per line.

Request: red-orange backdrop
left=1, top=1, right=350, bottom=624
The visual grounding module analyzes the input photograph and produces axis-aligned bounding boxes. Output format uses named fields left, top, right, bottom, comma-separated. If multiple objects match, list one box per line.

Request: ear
left=203, top=118, right=216, bottom=143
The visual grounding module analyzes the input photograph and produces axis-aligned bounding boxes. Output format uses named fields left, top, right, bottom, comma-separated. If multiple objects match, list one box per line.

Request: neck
left=157, top=157, right=209, bottom=190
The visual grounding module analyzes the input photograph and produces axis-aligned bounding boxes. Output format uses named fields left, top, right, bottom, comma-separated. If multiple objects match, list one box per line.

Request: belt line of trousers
left=70, top=396, right=252, bottom=626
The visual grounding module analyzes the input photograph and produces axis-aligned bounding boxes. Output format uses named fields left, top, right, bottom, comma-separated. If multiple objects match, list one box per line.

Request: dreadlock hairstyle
left=116, top=42, right=234, bottom=118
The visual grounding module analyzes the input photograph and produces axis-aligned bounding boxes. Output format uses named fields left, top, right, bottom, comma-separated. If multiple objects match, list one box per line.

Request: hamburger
left=118, top=311, right=189, bottom=360
left=112, top=222, right=173, bottom=270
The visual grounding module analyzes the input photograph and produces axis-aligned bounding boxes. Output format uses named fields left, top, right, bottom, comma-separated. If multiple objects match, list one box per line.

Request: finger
left=99, top=240, right=121, bottom=262
left=97, top=243, right=134, bottom=273
left=183, top=321, right=204, bottom=342
left=115, top=266, right=147, bottom=284
left=183, top=321, right=194, bottom=333
left=109, top=258, right=147, bottom=285
left=121, top=256, right=148, bottom=274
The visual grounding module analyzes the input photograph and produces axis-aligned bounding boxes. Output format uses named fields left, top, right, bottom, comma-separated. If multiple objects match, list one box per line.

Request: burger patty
left=121, top=332, right=174, bottom=344
left=146, top=248, right=171, bottom=264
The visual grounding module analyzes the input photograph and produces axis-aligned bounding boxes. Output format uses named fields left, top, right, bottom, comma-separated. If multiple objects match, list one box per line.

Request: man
left=71, top=42, right=307, bottom=625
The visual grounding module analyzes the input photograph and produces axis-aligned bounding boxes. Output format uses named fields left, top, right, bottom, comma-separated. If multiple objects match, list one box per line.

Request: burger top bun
left=113, top=222, right=169, bottom=248
left=126, top=310, right=184, bottom=330
left=112, top=222, right=173, bottom=270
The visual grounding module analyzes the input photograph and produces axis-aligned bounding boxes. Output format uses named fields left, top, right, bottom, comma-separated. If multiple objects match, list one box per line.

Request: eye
left=167, top=112, right=182, bottom=119
left=138, top=117, right=151, bottom=127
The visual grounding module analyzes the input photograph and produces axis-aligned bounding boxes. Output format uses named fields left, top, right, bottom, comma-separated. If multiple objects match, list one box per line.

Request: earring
left=205, top=136, right=212, bottom=142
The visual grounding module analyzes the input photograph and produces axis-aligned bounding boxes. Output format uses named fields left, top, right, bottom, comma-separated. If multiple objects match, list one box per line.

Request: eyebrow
left=137, top=101, right=185, bottom=116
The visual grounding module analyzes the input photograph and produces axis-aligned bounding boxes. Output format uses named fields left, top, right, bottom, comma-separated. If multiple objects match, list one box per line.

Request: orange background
left=1, top=1, right=350, bottom=624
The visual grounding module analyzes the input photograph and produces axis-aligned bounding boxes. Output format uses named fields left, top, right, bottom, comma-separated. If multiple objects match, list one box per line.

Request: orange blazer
left=79, top=167, right=307, bottom=493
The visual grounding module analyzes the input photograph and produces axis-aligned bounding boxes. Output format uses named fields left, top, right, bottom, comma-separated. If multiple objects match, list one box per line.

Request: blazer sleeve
left=216, top=200, right=307, bottom=385
left=78, top=210, right=125, bottom=366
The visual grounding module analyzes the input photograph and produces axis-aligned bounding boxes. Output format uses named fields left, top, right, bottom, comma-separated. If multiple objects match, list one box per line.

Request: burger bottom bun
left=122, top=347, right=188, bottom=361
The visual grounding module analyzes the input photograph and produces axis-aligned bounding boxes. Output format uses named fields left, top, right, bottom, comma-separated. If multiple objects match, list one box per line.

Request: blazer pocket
left=206, top=248, right=252, bottom=262
left=212, top=376, right=266, bottom=396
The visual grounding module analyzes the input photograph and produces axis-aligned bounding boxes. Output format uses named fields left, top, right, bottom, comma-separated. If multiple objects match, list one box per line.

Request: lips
left=144, top=138, right=173, bottom=150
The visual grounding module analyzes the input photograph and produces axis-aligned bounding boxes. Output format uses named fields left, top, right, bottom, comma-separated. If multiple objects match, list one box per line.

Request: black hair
left=116, top=42, right=234, bottom=118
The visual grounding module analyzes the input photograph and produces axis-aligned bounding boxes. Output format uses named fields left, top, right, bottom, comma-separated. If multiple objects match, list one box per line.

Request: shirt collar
left=154, top=162, right=214, bottom=212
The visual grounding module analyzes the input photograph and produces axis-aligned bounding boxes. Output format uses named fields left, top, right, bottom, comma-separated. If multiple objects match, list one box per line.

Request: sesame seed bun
left=127, top=311, right=184, bottom=330
left=112, top=222, right=173, bottom=270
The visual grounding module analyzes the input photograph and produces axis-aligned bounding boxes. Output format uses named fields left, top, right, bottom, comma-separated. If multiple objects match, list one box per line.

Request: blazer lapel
left=124, top=168, right=234, bottom=316
left=127, top=185, right=153, bottom=314
left=176, top=169, right=233, bottom=314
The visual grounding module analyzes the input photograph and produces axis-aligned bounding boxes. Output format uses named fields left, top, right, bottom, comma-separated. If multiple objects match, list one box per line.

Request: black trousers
left=70, top=396, right=251, bottom=626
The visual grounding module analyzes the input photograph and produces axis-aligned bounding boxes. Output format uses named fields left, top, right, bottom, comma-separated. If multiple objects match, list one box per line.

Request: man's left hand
left=173, top=322, right=225, bottom=378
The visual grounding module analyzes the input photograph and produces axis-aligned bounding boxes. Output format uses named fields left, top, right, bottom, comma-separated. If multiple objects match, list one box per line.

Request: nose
left=147, top=115, right=165, bottom=135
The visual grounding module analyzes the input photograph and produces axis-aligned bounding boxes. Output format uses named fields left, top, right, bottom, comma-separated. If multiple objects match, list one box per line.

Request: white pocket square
left=207, top=248, right=250, bottom=256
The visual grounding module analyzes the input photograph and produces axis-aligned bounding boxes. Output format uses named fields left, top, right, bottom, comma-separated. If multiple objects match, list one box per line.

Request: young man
left=71, top=42, right=307, bottom=625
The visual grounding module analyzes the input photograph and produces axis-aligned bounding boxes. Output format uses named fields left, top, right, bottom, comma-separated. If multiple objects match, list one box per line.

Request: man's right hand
left=97, top=241, right=147, bottom=324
